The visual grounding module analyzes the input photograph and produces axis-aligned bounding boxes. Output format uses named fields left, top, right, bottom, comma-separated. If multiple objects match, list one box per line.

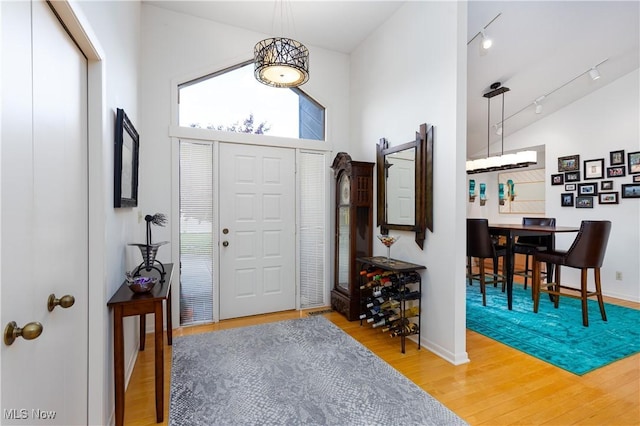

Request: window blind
left=299, top=151, right=327, bottom=308
left=179, top=141, right=214, bottom=325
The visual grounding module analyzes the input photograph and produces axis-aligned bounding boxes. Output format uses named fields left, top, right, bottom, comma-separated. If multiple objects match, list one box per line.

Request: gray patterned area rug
left=170, top=315, right=467, bottom=426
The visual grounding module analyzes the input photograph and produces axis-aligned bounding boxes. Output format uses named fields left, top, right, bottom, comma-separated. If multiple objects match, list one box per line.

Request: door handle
left=48, top=294, right=75, bottom=312
left=222, top=241, right=229, bottom=247
left=4, top=321, right=43, bottom=346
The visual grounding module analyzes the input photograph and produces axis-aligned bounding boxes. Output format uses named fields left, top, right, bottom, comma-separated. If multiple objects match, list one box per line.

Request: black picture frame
left=565, top=184, right=576, bottom=191
left=561, top=193, right=574, bottom=207
left=628, top=151, right=640, bottom=175
left=600, top=180, right=613, bottom=191
left=606, top=165, right=626, bottom=178
left=621, top=183, right=640, bottom=198
left=564, top=171, right=580, bottom=182
left=634, top=175, right=640, bottom=183
left=578, top=182, right=598, bottom=196
left=551, top=174, right=564, bottom=185
left=558, top=154, right=580, bottom=172
left=610, top=150, right=625, bottom=166
left=583, top=158, right=604, bottom=180
left=576, top=196, right=594, bottom=208
left=598, top=192, right=619, bottom=204
left=114, top=108, right=139, bottom=208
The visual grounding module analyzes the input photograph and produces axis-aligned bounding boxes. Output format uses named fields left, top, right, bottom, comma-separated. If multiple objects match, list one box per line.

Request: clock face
left=340, top=175, right=350, bottom=204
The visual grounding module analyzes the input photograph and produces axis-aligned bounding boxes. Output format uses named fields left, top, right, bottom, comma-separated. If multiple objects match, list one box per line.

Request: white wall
left=73, top=1, right=141, bottom=424
left=466, top=69, right=640, bottom=301
left=350, top=2, right=469, bottom=364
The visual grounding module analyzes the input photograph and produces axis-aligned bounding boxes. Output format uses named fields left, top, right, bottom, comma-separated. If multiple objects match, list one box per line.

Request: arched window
left=178, top=61, right=325, bottom=141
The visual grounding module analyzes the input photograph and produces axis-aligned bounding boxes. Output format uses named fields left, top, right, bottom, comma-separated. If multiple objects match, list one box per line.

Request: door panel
left=1, top=1, right=88, bottom=423
left=219, top=143, right=295, bottom=319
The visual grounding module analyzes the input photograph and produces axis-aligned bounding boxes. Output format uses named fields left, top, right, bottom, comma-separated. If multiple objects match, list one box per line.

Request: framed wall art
left=565, top=184, right=576, bottom=191
left=600, top=180, right=613, bottom=191
left=634, top=175, right=640, bottom=183
left=583, top=158, right=604, bottom=180
left=610, top=150, right=625, bottom=166
left=114, top=108, right=140, bottom=208
left=561, top=193, right=574, bottom=207
left=598, top=192, right=619, bottom=205
left=551, top=174, right=564, bottom=185
left=576, top=196, right=594, bottom=208
left=558, top=154, right=580, bottom=172
left=564, top=171, right=580, bottom=182
left=628, top=151, right=640, bottom=175
left=578, top=182, right=598, bottom=196
left=621, top=183, right=640, bottom=198
left=606, top=166, right=626, bottom=178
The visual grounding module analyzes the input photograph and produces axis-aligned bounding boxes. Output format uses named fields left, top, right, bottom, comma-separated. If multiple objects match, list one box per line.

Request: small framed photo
left=600, top=180, right=613, bottom=191
left=561, top=193, right=574, bottom=207
left=628, top=151, right=640, bottom=175
left=564, top=171, right=580, bottom=182
left=558, top=154, right=580, bottom=172
left=578, top=182, right=598, bottom=196
left=598, top=192, right=619, bottom=205
left=564, top=184, right=576, bottom=191
left=583, top=158, right=604, bottom=180
left=621, top=183, right=640, bottom=198
left=551, top=174, right=564, bottom=185
left=610, top=150, right=625, bottom=166
left=576, top=196, right=594, bottom=208
left=634, top=175, right=640, bottom=183
left=607, top=165, right=626, bottom=178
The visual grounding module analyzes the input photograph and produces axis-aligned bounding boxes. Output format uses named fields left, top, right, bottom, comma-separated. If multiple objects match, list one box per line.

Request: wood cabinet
left=331, top=153, right=374, bottom=321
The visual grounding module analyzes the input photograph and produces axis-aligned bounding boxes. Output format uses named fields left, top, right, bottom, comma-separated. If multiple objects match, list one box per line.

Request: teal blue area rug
left=466, top=282, right=640, bottom=375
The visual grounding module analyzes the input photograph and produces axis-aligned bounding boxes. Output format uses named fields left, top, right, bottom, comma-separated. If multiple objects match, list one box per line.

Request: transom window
left=178, top=61, right=325, bottom=141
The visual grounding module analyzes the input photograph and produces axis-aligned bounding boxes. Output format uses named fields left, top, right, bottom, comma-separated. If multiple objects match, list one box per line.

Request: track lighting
left=589, top=67, right=601, bottom=81
left=481, top=30, right=492, bottom=50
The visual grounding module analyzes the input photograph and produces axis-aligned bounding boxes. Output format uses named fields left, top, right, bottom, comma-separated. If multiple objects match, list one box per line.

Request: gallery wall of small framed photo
left=606, top=165, right=626, bottom=178
left=576, top=196, right=593, bottom=208
left=610, top=150, right=624, bottom=166
left=565, top=184, right=576, bottom=191
left=583, top=158, right=604, bottom=180
left=561, top=193, right=574, bottom=207
left=598, top=192, right=619, bottom=205
left=564, top=171, right=580, bottom=182
left=621, top=183, right=640, bottom=198
left=634, top=175, right=640, bottom=183
left=578, top=182, right=598, bottom=196
left=628, top=151, right=640, bottom=175
left=551, top=174, right=564, bottom=185
left=558, top=154, right=580, bottom=172
left=600, top=180, right=613, bottom=191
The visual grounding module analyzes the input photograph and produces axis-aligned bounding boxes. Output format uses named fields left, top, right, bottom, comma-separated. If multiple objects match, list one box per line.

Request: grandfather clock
left=331, top=152, right=374, bottom=321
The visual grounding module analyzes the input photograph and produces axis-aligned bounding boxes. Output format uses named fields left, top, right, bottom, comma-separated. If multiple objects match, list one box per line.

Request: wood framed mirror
left=376, top=123, right=433, bottom=249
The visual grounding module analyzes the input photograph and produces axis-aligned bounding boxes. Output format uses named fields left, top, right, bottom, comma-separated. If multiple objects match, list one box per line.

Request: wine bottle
left=371, top=316, right=403, bottom=328
left=399, top=306, right=420, bottom=318
left=379, top=299, right=400, bottom=310
left=366, top=309, right=398, bottom=323
left=390, top=322, right=419, bottom=337
left=365, top=296, right=385, bottom=308
left=358, top=306, right=381, bottom=320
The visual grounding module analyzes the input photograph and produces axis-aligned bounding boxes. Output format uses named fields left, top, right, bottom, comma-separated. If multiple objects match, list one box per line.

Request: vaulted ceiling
left=145, top=1, right=639, bottom=158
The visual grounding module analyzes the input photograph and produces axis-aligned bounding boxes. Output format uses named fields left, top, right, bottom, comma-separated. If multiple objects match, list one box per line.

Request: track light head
left=481, top=30, right=493, bottom=49
left=589, top=67, right=601, bottom=81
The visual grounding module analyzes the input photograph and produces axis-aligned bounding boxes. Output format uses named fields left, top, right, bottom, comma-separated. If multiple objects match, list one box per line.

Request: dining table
left=488, top=223, right=580, bottom=310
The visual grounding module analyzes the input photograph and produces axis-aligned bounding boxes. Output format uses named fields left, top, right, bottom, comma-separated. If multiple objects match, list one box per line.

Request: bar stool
left=467, top=219, right=507, bottom=306
left=532, top=220, right=611, bottom=326
left=513, top=217, right=556, bottom=289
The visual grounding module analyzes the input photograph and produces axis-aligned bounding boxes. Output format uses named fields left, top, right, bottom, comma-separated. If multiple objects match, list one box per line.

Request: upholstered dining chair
left=532, top=220, right=611, bottom=326
left=513, top=217, right=556, bottom=289
left=467, top=218, right=507, bottom=306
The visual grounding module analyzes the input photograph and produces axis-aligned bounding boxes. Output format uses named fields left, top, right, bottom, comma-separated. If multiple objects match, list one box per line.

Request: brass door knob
left=48, top=294, right=75, bottom=312
left=4, top=321, right=43, bottom=346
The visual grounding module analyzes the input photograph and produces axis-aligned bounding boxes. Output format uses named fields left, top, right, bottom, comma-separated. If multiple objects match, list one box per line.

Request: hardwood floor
left=123, top=292, right=640, bottom=426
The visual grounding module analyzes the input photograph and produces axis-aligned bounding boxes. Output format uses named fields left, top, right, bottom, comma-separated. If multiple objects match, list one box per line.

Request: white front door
left=1, top=1, right=89, bottom=424
left=219, top=143, right=296, bottom=319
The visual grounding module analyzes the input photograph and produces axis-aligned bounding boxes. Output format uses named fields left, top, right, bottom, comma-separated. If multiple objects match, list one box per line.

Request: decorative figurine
left=129, top=213, right=168, bottom=281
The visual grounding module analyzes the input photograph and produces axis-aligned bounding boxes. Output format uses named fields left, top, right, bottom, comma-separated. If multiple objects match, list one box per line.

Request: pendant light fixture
left=466, top=82, right=537, bottom=174
left=254, top=1, right=309, bottom=88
